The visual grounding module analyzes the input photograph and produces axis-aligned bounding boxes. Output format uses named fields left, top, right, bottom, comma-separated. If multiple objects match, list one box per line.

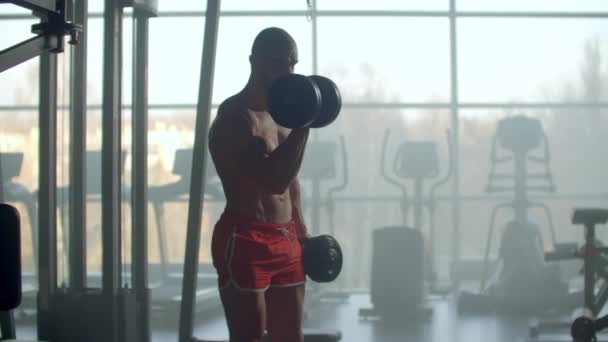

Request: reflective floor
left=16, top=293, right=600, bottom=342
left=191, top=294, right=534, bottom=342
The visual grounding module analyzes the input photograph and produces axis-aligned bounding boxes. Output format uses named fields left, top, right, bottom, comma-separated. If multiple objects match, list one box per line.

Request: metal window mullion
left=4, top=10, right=608, bottom=20
left=155, top=10, right=608, bottom=18
left=178, top=1, right=221, bottom=342
left=449, top=0, right=461, bottom=284
left=457, top=11, right=608, bottom=18
left=3, top=102, right=608, bottom=112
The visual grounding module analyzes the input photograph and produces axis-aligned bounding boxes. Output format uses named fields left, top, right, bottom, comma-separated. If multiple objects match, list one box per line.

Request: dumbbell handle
left=596, top=316, right=608, bottom=335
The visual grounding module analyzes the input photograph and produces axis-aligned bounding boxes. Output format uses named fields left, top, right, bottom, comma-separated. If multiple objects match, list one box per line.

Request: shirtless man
left=208, top=27, right=309, bottom=342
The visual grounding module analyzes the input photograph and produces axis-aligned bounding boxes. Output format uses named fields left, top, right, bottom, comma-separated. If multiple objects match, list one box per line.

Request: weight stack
left=369, top=226, right=425, bottom=317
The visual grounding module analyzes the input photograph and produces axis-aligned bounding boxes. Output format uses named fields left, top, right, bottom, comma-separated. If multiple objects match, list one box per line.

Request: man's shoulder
left=211, top=95, right=253, bottom=141
left=216, top=95, right=254, bottom=126
left=218, top=94, right=247, bottom=116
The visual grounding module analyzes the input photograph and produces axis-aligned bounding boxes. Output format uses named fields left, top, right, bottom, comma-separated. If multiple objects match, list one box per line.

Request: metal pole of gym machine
left=69, top=0, right=87, bottom=291
left=178, top=1, right=221, bottom=342
left=37, top=10, right=60, bottom=342
left=101, top=0, right=123, bottom=341
left=132, top=5, right=153, bottom=342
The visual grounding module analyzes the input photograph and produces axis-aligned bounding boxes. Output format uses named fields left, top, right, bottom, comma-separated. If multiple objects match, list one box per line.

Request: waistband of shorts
left=218, top=211, right=295, bottom=229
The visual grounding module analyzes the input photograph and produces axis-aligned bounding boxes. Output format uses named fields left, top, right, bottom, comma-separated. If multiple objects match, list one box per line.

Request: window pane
left=157, top=0, right=304, bottom=11
left=220, top=0, right=307, bottom=11
left=87, top=18, right=104, bottom=105
left=0, top=3, right=33, bottom=14
left=318, top=0, right=448, bottom=11
left=0, top=19, right=35, bottom=45
left=89, top=1, right=104, bottom=13
left=158, top=0, right=204, bottom=11
left=85, top=109, right=102, bottom=280
left=122, top=17, right=133, bottom=106
left=458, top=18, right=608, bottom=103
left=0, top=19, right=39, bottom=106
left=458, top=0, right=608, bottom=12
left=318, top=18, right=450, bottom=103
left=85, top=17, right=133, bottom=105
left=149, top=18, right=203, bottom=105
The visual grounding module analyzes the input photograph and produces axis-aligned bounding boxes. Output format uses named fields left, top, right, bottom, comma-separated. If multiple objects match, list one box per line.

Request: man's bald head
left=249, top=27, right=298, bottom=88
left=251, top=27, right=297, bottom=59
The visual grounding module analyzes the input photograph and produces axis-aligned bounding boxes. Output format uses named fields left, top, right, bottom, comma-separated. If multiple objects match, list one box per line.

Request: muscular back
left=209, top=94, right=303, bottom=223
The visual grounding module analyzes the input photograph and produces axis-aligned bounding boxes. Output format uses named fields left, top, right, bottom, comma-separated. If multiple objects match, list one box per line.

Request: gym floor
left=190, top=294, right=530, bottom=342
left=179, top=294, right=536, bottom=342
left=16, top=292, right=602, bottom=342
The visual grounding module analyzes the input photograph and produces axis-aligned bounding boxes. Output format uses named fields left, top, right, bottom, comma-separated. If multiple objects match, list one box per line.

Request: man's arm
left=238, top=113, right=309, bottom=194
left=290, top=177, right=309, bottom=239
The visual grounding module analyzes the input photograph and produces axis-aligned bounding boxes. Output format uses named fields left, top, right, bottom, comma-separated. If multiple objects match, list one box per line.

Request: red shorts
left=211, top=213, right=306, bottom=292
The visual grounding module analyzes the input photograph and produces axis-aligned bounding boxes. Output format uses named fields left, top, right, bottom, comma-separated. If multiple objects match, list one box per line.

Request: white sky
left=0, top=1, right=607, bottom=106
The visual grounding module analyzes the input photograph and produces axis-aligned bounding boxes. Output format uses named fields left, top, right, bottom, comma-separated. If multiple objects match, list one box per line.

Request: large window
left=2, top=1, right=608, bottom=316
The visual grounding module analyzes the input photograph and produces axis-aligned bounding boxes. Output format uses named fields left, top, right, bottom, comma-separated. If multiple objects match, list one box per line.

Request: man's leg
left=265, top=285, right=305, bottom=342
left=220, top=285, right=267, bottom=342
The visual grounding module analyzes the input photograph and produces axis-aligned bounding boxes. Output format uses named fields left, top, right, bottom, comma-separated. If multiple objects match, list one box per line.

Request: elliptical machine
left=458, top=115, right=571, bottom=314
left=359, top=129, right=453, bottom=320
left=300, top=137, right=349, bottom=305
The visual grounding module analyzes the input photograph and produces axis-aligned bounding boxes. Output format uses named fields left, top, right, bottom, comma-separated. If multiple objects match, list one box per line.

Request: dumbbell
left=267, top=74, right=341, bottom=129
left=571, top=316, right=608, bottom=342
left=301, top=234, right=343, bottom=283
left=572, top=317, right=597, bottom=342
